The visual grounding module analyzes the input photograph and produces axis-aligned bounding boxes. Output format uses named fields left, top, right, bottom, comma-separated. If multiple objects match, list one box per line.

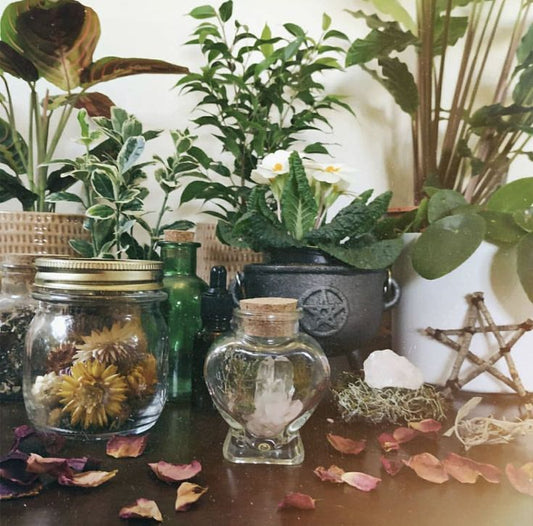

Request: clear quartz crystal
left=204, top=298, right=330, bottom=465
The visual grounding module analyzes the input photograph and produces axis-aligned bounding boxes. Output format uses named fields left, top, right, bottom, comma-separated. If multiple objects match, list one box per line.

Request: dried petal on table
left=378, top=432, right=400, bottom=452
left=175, top=482, right=208, bottom=511
left=403, top=453, right=449, bottom=484
left=392, top=427, right=419, bottom=444
left=107, top=434, right=149, bottom=458
left=119, top=498, right=163, bottom=522
left=277, top=492, right=316, bottom=510
left=381, top=456, right=404, bottom=477
left=0, top=450, right=38, bottom=485
left=57, top=469, right=118, bottom=487
left=505, top=462, right=533, bottom=497
left=443, top=453, right=501, bottom=484
left=11, top=425, right=65, bottom=456
left=408, top=419, right=442, bottom=434
left=314, top=464, right=345, bottom=483
left=149, top=460, right=202, bottom=483
left=327, top=433, right=366, bottom=455
left=341, top=471, right=381, bottom=491
left=0, top=479, right=43, bottom=500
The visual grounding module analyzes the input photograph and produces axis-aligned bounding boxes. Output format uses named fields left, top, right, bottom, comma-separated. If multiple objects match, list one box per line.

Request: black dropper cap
left=201, top=266, right=234, bottom=323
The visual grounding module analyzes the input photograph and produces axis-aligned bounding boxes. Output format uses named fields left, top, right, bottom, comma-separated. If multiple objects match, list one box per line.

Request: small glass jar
left=24, top=258, right=168, bottom=439
left=0, top=255, right=37, bottom=400
left=204, top=297, right=330, bottom=465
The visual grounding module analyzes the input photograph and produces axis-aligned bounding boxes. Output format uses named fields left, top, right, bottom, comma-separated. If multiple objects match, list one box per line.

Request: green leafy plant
left=176, top=0, right=353, bottom=244
left=346, top=0, right=532, bottom=205
left=232, top=150, right=403, bottom=270
left=48, top=108, right=193, bottom=259
left=0, top=0, right=188, bottom=212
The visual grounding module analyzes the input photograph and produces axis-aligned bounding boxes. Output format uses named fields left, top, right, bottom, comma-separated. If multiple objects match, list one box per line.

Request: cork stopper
left=163, top=230, right=194, bottom=243
left=238, top=297, right=299, bottom=338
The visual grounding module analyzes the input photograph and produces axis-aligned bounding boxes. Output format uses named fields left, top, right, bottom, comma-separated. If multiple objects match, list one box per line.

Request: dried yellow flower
left=126, top=354, right=158, bottom=399
left=58, top=360, right=128, bottom=430
left=73, top=320, right=147, bottom=368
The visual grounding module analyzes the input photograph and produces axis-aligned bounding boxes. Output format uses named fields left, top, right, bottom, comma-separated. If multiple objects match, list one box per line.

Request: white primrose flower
left=303, top=161, right=354, bottom=190
left=250, top=150, right=292, bottom=184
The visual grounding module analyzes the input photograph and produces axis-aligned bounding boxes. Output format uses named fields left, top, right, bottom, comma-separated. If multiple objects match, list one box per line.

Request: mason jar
left=204, top=297, right=330, bottom=465
left=24, top=258, right=168, bottom=439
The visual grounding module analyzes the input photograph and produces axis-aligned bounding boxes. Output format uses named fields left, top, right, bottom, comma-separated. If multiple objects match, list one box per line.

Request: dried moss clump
left=332, top=373, right=448, bottom=425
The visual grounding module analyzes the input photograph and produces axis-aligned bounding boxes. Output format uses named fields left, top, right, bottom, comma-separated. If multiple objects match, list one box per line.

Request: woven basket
left=0, top=211, right=89, bottom=258
left=195, top=222, right=262, bottom=283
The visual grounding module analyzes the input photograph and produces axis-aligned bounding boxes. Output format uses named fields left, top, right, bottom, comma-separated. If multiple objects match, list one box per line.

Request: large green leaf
left=486, top=177, right=533, bottom=213
left=480, top=210, right=526, bottom=244
left=378, top=57, right=418, bottom=115
left=364, top=0, right=416, bottom=34
left=117, top=136, right=145, bottom=174
left=80, top=57, right=188, bottom=88
left=0, top=117, right=28, bottom=174
left=517, top=233, right=533, bottom=302
left=0, top=41, right=38, bottom=81
left=411, top=213, right=486, bottom=279
left=2, top=0, right=100, bottom=90
left=427, top=189, right=467, bottom=223
left=280, top=152, right=318, bottom=240
left=0, top=167, right=36, bottom=209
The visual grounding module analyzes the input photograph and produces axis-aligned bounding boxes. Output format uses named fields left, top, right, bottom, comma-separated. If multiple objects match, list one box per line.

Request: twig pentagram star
left=425, top=292, right=533, bottom=397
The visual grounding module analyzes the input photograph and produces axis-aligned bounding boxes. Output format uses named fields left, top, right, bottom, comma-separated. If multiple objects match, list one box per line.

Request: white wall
left=1, top=0, right=530, bottom=223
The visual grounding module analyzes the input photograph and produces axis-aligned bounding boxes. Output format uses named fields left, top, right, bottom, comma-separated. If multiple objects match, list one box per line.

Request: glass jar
left=204, top=297, right=330, bottom=465
left=24, top=258, right=168, bottom=439
left=0, top=255, right=37, bottom=400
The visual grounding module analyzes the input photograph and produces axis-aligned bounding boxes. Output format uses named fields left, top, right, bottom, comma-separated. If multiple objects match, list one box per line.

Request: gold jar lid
left=34, top=258, right=164, bottom=291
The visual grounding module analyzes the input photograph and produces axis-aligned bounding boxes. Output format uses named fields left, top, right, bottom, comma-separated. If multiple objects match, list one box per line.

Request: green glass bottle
left=160, top=231, right=207, bottom=402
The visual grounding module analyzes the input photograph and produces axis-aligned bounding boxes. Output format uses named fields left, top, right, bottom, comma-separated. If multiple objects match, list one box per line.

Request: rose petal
left=119, top=498, right=163, bottom=522
left=175, top=482, right=208, bottom=511
left=149, top=460, right=202, bottom=483
left=0, top=479, right=43, bottom=500
left=380, top=456, right=404, bottom=477
left=107, top=435, right=149, bottom=458
left=0, top=451, right=38, bottom=485
left=57, top=469, right=118, bottom=487
left=506, top=462, right=533, bottom=496
left=378, top=433, right=399, bottom=452
left=277, top=492, right=316, bottom=510
left=403, top=453, right=449, bottom=484
left=326, top=433, right=366, bottom=455
left=443, top=453, right=501, bottom=484
left=12, top=425, right=65, bottom=456
left=341, top=471, right=381, bottom=491
left=25, top=453, right=71, bottom=477
left=313, top=465, right=345, bottom=483
left=392, top=427, right=418, bottom=444
left=408, top=419, right=442, bottom=434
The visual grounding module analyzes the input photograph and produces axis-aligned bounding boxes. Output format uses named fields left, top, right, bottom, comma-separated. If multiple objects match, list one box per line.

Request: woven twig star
left=425, top=292, right=533, bottom=397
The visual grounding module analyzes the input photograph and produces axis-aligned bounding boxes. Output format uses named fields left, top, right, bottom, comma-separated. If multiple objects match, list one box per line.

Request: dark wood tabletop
left=1, top=390, right=532, bottom=526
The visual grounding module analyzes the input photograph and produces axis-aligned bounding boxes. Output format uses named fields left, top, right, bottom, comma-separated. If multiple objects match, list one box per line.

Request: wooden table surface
left=1, top=392, right=532, bottom=526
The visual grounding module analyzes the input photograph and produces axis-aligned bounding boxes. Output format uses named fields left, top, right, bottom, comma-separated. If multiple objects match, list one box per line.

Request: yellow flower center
left=325, top=165, right=340, bottom=173
left=273, top=162, right=283, bottom=172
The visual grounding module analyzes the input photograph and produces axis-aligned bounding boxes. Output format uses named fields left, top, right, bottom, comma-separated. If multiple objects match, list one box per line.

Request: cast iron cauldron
left=232, top=248, right=400, bottom=357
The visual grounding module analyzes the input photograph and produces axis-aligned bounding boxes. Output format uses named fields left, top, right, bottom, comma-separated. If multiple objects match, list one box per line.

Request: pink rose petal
left=505, top=462, right=533, bottom=497
left=443, top=453, right=501, bottom=484
left=277, top=492, right=316, bottom=510
left=175, top=482, right=208, bottom=511
left=313, top=465, right=345, bottom=483
left=392, top=427, right=419, bottom=444
left=378, top=432, right=399, bottom=452
left=408, top=419, right=442, bottom=434
left=341, top=471, right=381, bottom=491
left=403, top=453, right=449, bottom=484
left=327, top=433, right=366, bottom=455
left=380, top=456, right=404, bottom=477
left=119, top=498, right=163, bottom=522
left=107, top=435, right=149, bottom=458
left=148, top=460, right=202, bottom=483
left=25, top=453, right=71, bottom=477
left=0, top=479, right=43, bottom=500
left=57, top=469, right=118, bottom=487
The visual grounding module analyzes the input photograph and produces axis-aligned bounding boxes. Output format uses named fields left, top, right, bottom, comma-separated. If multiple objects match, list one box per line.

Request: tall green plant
left=176, top=0, right=353, bottom=244
left=0, top=0, right=188, bottom=212
left=346, top=0, right=533, bottom=205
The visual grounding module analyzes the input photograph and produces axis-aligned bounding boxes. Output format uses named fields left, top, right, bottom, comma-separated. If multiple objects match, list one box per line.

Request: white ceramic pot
left=392, top=234, right=533, bottom=393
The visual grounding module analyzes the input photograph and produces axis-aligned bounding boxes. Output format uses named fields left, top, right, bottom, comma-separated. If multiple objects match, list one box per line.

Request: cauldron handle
left=229, top=271, right=245, bottom=307
left=383, top=271, right=401, bottom=310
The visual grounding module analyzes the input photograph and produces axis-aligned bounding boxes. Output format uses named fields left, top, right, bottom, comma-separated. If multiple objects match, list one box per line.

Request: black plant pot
left=233, top=248, right=400, bottom=358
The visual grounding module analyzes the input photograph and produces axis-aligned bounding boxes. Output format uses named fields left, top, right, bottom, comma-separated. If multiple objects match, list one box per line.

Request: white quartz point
left=363, top=349, right=424, bottom=390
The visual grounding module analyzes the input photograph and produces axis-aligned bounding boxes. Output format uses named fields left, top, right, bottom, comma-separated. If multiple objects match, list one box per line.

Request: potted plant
left=231, top=150, right=402, bottom=359
left=0, top=0, right=187, bottom=255
left=345, top=0, right=533, bottom=391
left=174, top=0, right=354, bottom=276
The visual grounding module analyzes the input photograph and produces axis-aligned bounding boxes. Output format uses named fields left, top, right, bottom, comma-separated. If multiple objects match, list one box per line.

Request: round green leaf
left=427, top=189, right=467, bottom=223
left=517, top=233, right=533, bottom=302
left=411, top=213, right=486, bottom=279
left=486, top=177, right=533, bottom=213
left=480, top=210, right=526, bottom=244
left=513, top=206, right=533, bottom=233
